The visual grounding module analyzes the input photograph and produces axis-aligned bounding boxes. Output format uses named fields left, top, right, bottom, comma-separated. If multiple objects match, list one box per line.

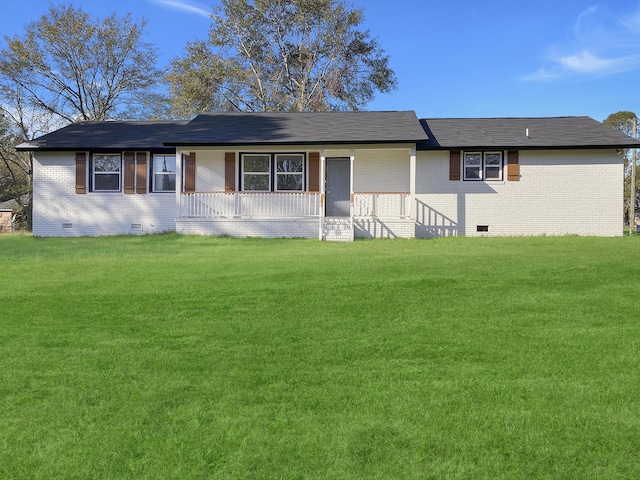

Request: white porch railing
left=180, top=192, right=322, bottom=217
left=353, top=193, right=410, bottom=218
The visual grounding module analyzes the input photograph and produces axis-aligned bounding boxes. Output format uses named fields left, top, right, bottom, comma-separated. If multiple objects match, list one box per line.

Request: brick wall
left=415, top=149, right=624, bottom=237
left=33, top=152, right=176, bottom=236
left=177, top=217, right=319, bottom=238
left=353, top=149, right=409, bottom=192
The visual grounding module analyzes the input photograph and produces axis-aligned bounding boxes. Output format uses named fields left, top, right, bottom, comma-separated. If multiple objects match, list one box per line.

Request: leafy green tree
left=0, top=4, right=166, bottom=228
left=166, top=0, right=397, bottom=117
left=604, top=111, right=639, bottom=224
left=0, top=4, right=160, bottom=123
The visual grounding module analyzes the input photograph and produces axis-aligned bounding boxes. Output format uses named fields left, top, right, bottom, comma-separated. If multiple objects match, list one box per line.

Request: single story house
left=17, top=111, right=640, bottom=240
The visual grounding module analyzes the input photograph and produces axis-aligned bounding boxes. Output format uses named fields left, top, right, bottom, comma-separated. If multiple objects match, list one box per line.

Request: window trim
left=240, top=153, right=306, bottom=192
left=241, top=153, right=272, bottom=191
left=463, top=151, right=504, bottom=181
left=91, top=153, right=122, bottom=192
left=151, top=154, right=177, bottom=193
left=274, top=153, right=305, bottom=192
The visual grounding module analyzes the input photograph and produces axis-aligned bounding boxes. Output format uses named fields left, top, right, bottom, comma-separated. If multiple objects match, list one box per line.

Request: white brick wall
left=354, top=218, right=415, bottom=239
left=194, top=150, right=226, bottom=192
left=353, top=149, right=410, bottom=192
left=33, top=152, right=176, bottom=237
left=33, top=147, right=624, bottom=239
left=177, top=217, right=319, bottom=238
left=415, top=149, right=624, bottom=237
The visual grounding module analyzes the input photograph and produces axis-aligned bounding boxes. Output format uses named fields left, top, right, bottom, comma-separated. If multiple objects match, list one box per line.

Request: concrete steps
left=322, top=217, right=353, bottom=242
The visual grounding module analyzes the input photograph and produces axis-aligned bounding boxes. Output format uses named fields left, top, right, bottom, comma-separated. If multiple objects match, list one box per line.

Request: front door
left=325, top=158, right=350, bottom=217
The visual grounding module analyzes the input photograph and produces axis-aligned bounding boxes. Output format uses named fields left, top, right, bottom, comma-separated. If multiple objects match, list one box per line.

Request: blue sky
left=2, top=0, right=640, bottom=121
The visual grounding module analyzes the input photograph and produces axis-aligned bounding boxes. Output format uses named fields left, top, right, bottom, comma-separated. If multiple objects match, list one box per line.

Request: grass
left=1, top=233, right=639, bottom=479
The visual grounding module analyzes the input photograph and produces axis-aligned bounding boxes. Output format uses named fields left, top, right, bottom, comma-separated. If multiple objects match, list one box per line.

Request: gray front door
left=326, top=158, right=350, bottom=217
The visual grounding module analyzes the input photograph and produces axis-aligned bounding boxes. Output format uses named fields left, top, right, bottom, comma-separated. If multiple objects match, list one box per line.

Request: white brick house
left=18, top=111, right=639, bottom=239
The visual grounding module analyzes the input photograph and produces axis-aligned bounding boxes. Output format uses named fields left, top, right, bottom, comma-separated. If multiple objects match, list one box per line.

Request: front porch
left=176, top=192, right=414, bottom=240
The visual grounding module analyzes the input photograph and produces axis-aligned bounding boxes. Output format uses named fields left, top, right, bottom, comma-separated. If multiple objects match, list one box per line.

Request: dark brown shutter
left=123, top=152, right=135, bottom=194
left=507, top=151, right=519, bottom=181
left=449, top=150, right=461, bottom=181
left=184, top=152, right=196, bottom=193
left=308, top=152, right=320, bottom=192
left=224, top=152, right=235, bottom=192
left=75, top=152, right=87, bottom=194
left=136, top=152, right=147, bottom=194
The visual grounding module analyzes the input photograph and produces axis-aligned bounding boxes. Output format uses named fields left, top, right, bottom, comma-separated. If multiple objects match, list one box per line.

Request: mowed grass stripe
left=0, top=234, right=639, bottom=479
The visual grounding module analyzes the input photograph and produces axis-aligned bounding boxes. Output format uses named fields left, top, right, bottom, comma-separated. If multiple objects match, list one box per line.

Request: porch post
left=320, top=149, right=326, bottom=199
left=350, top=149, right=355, bottom=217
left=175, top=150, right=182, bottom=219
left=319, top=149, right=326, bottom=240
left=409, top=147, right=416, bottom=219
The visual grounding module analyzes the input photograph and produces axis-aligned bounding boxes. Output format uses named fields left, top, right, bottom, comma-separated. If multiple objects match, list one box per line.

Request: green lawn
left=1, top=234, right=639, bottom=479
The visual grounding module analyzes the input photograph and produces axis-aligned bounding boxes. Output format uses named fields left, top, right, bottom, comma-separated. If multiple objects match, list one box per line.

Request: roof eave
left=164, top=139, right=427, bottom=147
left=418, top=144, right=640, bottom=151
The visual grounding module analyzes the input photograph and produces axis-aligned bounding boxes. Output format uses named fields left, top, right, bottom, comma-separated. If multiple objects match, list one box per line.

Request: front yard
left=1, top=234, right=639, bottom=479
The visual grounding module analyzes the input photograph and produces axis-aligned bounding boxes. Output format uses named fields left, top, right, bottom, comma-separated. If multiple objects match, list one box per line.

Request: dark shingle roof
left=418, top=116, right=640, bottom=150
left=16, top=121, right=187, bottom=151
left=18, top=114, right=638, bottom=152
left=164, top=111, right=428, bottom=146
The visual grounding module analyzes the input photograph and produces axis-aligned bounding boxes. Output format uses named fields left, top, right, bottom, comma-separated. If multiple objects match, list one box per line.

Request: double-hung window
left=242, top=154, right=271, bottom=191
left=152, top=154, right=176, bottom=192
left=92, top=154, right=121, bottom=191
left=241, top=153, right=305, bottom=191
left=463, top=152, right=503, bottom=181
left=275, top=154, right=304, bottom=191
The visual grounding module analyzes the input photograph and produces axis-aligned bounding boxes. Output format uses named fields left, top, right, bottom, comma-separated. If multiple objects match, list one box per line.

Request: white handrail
left=181, top=192, right=321, bottom=217
left=353, top=193, right=410, bottom=218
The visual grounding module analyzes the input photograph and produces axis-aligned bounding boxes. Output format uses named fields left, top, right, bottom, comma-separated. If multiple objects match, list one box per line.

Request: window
left=463, top=152, right=503, bottom=181
left=152, top=154, right=176, bottom=192
left=275, top=154, right=304, bottom=191
left=92, top=154, right=121, bottom=191
left=242, top=154, right=271, bottom=191
left=241, top=153, right=306, bottom=191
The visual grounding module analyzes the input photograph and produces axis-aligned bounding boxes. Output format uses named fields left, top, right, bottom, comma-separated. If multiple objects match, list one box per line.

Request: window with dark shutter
left=136, top=152, right=147, bottom=194
left=225, top=152, right=235, bottom=192
left=308, top=152, right=320, bottom=192
left=507, top=151, right=519, bottom=181
left=449, top=151, right=461, bottom=181
left=75, top=152, right=87, bottom=194
left=184, top=152, right=196, bottom=192
left=123, top=152, right=135, bottom=194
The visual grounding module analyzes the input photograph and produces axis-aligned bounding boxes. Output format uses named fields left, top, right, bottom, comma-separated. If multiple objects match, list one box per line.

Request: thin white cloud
left=620, top=9, right=640, bottom=30
left=521, top=68, right=563, bottom=82
left=574, top=5, right=599, bottom=36
left=149, top=0, right=211, bottom=18
left=558, top=50, right=640, bottom=74
left=523, top=4, right=640, bottom=81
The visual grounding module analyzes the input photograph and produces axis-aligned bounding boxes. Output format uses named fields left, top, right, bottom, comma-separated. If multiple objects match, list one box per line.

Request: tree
left=166, top=0, right=397, bottom=117
left=0, top=112, right=30, bottom=229
left=0, top=4, right=165, bottom=228
left=604, top=111, right=638, bottom=225
left=0, top=4, right=160, bottom=124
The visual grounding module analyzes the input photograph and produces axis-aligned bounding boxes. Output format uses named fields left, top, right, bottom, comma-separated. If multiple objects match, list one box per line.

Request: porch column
left=319, top=149, right=326, bottom=240
left=320, top=149, right=326, bottom=196
left=175, top=150, right=182, bottom=219
left=409, top=147, right=416, bottom=219
left=350, top=149, right=355, bottom=217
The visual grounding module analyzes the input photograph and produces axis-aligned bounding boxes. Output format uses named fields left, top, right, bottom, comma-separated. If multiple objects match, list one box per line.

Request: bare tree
left=0, top=4, right=166, bottom=228
left=0, top=4, right=161, bottom=123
